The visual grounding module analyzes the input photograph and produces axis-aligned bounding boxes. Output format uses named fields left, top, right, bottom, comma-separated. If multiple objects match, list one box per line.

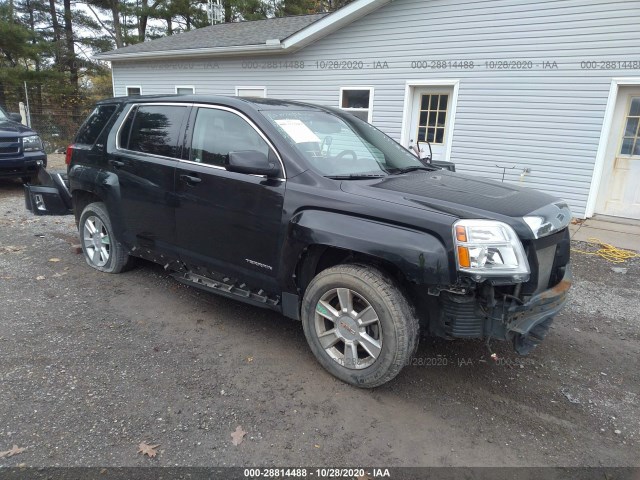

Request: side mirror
left=227, top=150, right=279, bottom=177
left=8, top=112, right=23, bottom=123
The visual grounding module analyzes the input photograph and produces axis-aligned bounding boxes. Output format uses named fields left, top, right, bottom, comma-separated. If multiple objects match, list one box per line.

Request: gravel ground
left=0, top=169, right=639, bottom=468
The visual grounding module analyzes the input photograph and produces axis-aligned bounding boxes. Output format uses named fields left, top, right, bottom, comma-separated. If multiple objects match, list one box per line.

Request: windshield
left=0, top=107, right=7, bottom=121
left=262, top=109, right=426, bottom=177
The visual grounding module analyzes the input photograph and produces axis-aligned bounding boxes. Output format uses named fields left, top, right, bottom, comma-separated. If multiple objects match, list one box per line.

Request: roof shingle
left=100, top=14, right=328, bottom=57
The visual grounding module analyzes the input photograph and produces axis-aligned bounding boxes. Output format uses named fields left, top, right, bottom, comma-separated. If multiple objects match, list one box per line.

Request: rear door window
left=75, top=104, right=117, bottom=146
left=127, top=105, right=187, bottom=158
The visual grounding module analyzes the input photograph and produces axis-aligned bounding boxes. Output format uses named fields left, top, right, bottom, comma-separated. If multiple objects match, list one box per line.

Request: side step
left=172, top=271, right=280, bottom=310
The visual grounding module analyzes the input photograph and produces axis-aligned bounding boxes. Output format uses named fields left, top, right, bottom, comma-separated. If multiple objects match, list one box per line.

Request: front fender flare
left=281, top=210, right=453, bottom=290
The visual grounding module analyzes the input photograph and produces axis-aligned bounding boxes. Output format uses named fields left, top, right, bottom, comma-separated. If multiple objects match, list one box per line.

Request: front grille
left=0, top=138, right=20, bottom=156
left=521, top=228, right=570, bottom=296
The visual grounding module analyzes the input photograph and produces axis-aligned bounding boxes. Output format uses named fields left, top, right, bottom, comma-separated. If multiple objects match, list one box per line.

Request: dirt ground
left=0, top=170, right=639, bottom=468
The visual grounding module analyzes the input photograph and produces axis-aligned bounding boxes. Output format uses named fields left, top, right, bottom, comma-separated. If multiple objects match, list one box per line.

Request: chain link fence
left=1, top=83, right=94, bottom=154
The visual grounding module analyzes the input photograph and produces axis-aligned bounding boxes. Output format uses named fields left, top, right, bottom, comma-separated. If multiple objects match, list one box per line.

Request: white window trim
left=400, top=79, right=459, bottom=163
left=126, top=85, right=142, bottom=96
left=235, top=86, right=267, bottom=97
left=175, top=85, right=195, bottom=94
left=339, top=86, right=374, bottom=123
left=586, top=77, right=640, bottom=218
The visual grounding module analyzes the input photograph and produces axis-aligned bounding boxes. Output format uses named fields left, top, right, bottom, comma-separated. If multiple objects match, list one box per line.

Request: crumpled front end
left=433, top=227, right=572, bottom=354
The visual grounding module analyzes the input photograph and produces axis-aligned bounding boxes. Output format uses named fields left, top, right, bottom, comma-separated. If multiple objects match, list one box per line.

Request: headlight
left=453, top=219, right=530, bottom=282
left=22, top=135, right=43, bottom=152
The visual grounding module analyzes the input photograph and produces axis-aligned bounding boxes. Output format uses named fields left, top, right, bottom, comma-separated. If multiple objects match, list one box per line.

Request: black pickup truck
left=37, top=96, right=572, bottom=387
left=0, top=105, right=47, bottom=183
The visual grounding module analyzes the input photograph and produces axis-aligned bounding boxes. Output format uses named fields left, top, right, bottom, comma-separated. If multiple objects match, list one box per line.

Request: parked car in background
left=0, top=105, right=47, bottom=183
left=43, top=95, right=572, bottom=387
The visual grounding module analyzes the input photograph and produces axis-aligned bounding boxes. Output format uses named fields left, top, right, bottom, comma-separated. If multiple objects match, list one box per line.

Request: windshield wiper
left=326, top=174, right=386, bottom=180
left=390, top=165, right=438, bottom=174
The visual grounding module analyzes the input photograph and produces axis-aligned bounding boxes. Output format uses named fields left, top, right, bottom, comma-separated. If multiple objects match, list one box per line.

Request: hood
left=0, top=119, right=36, bottom=136
left=340, top=170, right=570, bottom=239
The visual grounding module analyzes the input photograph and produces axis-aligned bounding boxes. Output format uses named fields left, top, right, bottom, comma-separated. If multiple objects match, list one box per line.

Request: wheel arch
left=72, top=190, right=102, bottom=225
left=284, top=210, right=452, bottom=289
left=69, top=166, right=125, bottom=238
left=295, top=245, right=410, bottom=298
left=280, top=210, right=452, bottom=320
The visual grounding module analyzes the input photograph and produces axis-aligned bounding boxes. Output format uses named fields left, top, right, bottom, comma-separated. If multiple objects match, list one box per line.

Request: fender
left=280, top=209, right=453, bottom=291
left=69, top=164, right=127, bottom=244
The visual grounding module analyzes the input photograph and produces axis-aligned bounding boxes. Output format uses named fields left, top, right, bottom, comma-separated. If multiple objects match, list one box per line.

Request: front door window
left=189, top=108, right=271, bottom=167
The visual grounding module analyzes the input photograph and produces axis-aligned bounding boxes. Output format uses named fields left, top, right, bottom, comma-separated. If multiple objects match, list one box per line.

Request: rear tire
left=301, top=264, right=419, bottom=388
left=79, top=202, right=133, bottom=273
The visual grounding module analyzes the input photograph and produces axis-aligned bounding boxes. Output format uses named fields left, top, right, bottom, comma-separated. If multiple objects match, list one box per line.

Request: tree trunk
left=49, top=0, right=62, bottom=66
left=62, top=0, right=78, bottom=99
left=111, top=1, right=124, bottom=47
left=26, top=0, right=43, bottom=112
left=224, top=1, right=232, bottom=22
left=138, top=0, right=148, bottom=42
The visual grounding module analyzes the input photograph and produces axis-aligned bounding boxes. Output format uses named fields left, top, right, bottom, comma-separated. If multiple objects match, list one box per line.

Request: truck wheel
left=79, top=202, right=132, bottom=273
left=301, top=264, right=419, bottom=388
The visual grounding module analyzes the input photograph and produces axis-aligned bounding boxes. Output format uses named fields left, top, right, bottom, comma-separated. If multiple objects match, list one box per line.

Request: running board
left=172, top=271, right=280, bottom=309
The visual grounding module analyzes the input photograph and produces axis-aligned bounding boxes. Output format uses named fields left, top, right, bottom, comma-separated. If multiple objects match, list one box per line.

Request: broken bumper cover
left=23, top=169, right=73, bottom=216
left=437, top=264, right=571, bottom=354
left=507, top=263, right=572, bottom=335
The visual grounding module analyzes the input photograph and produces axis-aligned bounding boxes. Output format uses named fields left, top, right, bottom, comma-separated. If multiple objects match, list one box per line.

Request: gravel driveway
left=1, top=170, right=639, bottom=469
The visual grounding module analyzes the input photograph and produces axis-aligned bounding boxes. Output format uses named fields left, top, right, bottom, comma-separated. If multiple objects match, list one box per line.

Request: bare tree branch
left=82, top=3, right=118, bottom=44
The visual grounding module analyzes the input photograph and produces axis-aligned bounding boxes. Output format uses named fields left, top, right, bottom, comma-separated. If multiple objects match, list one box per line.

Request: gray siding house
left=96, top=0, right=640, bottom=220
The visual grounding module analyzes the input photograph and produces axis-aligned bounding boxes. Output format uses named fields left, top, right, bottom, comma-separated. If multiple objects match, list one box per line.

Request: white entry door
left=597, top=89, right=640, bottom=220
left=407, top=87, right=453, bottom=162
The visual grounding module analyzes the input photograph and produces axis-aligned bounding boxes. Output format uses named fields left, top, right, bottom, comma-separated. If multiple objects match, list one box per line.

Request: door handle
left=109, top=159, right=125, bottom=168
left=180, top=174, right=202, bottom=185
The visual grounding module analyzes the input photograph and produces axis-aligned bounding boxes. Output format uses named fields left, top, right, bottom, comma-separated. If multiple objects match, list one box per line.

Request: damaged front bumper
left=438, top=264, right=572, bottom=354
left=507, top=264, right=572, bottom=335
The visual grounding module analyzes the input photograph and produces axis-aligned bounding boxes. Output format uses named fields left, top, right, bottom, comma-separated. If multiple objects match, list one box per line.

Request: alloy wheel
left=314, top=287, right=383, bottom=370
left=82, top=215, right=111, bottom=267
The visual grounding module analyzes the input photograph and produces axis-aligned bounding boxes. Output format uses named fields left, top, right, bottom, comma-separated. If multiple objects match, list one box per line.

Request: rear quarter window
left=75, top=104, right=118, bottom=146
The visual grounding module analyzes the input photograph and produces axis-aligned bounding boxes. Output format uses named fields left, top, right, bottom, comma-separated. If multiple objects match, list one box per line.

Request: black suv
left=63, top=96, right=572, bottom=387
left=0, top=105, right=47, bottom=182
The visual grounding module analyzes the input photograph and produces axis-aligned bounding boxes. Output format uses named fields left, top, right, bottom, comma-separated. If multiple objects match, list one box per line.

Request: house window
left=340, top=87, right=374, bottom=123
left=176, top=86, right=195, bottom=95
left=126, top=86, right=141, bottom=96
left=620, top=97, right=640, bottom=156
left=417, top=94, right=449, bottom=144
left=236, top=87, right=266, bottom=98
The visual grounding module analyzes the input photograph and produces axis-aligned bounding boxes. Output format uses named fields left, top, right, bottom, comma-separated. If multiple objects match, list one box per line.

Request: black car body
left=0, top=105, right=47, bottom=182
left=62, top=95, right=572, bottom=387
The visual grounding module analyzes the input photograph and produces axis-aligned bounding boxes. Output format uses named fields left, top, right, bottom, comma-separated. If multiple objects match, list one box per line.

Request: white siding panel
left=111, top=0, right=640, bottom=218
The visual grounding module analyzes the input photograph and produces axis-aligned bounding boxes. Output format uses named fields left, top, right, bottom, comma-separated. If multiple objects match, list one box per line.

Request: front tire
left=301, top=264, right=419, bottom=388
left=79, top=202, right=133, bottom=273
